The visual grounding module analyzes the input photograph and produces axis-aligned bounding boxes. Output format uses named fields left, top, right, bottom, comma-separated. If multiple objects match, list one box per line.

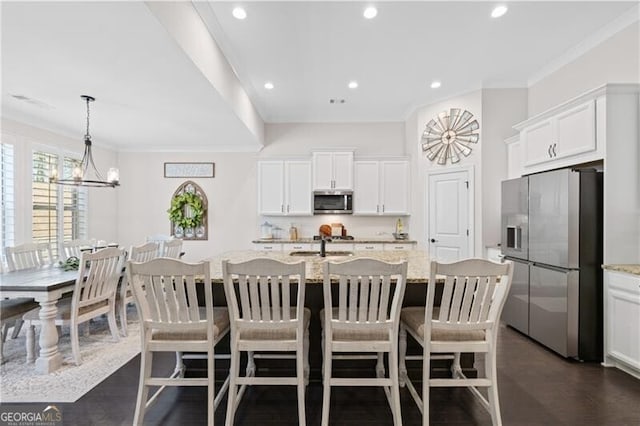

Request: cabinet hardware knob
left=552, top=143, right=557, bottom=157
left=548, top=145, right=552, bottom=158
left=430, top=238, right=437, bottom=243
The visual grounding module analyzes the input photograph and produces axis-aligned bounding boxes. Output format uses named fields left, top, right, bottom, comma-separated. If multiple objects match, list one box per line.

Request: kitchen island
left=205, top=249, right=430, bottom=284
left=201, top=250, right=475, bottom=380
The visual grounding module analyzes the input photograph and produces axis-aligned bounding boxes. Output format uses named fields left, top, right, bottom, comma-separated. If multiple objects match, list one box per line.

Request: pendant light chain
left=85, top=96, right=91, bottom=142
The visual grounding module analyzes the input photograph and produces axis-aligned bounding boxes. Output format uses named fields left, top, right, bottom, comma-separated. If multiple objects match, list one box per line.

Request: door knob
left=430, top=238, right=437, bottom=243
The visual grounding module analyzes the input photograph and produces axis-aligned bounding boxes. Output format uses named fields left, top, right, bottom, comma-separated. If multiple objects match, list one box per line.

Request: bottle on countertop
left=396, top=218, right=403, bottom=235
left=289, top=224, right=298, bottom=241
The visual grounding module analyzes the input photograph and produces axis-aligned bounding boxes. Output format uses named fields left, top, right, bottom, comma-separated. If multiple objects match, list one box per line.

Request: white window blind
left=32, top=150, right=88, bottom=258
left=1, top=142, right=15, bottom=257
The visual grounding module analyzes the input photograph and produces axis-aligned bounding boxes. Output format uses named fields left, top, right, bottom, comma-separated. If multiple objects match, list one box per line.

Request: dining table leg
left=33, top=296, right=63, bottom=374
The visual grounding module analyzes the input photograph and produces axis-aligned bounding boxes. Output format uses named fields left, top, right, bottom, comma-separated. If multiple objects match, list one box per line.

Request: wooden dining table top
left=0, top=265, right=78, bottom=292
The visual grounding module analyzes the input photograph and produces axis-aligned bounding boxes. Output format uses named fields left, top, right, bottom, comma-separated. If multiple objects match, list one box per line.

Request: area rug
left=0, top=308, right=140, bottom=403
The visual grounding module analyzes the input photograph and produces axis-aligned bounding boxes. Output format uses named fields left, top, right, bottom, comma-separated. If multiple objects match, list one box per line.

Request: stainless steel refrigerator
left=501, top=168, right=603, bottom=361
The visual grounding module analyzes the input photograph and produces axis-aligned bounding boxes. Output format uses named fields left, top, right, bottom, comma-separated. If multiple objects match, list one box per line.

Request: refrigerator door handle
left=531, top=262, right=573, bottom=273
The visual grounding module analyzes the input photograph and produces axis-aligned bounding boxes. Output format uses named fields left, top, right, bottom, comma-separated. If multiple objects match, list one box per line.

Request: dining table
left=0, top=265, right=78, bottom=373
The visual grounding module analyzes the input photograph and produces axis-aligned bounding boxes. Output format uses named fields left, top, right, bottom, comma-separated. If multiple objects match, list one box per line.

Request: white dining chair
left=62, top=239, right=96, bottom=261
left=3, top=242, right=53, bottom=341
left=5, top=242, right=53, bottom=272
left=321, top=258, right=408, bottom=426
left=399, top=258, right=514, bottom=426
left=162, top=238, right=183, bottom=259
left=23, top=247, right=126, bottom=365
left=127, top=258, right=229, bottom=426
left=117, top=241, right=159, bottom=336
left=222, top=258, right=309, bottom=426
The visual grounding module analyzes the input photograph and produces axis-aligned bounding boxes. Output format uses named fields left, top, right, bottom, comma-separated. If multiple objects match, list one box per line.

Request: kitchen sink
left=289, top=250, right=354, bottom=257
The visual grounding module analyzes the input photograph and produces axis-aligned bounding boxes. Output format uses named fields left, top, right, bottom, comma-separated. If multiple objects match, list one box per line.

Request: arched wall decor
left=167, top=180, right=208, bottom=240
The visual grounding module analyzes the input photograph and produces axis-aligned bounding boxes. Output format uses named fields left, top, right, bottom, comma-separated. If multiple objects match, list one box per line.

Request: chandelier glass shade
left=49, top=95, right=119, bottom=188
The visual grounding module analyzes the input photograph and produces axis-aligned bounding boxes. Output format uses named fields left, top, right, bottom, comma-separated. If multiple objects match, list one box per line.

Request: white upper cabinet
left=353, top=161, right=380, bottom=214
left=258, top=161, right=285, bottom=215
left=258, top=160, right=312, bottom=216
left=517, top=98, right=598, bottom=173
left=312, top=151, right=353, bottom=190
left=285, top=161, right=313, bottom=215
left=353, top=160, right=409, bottom=215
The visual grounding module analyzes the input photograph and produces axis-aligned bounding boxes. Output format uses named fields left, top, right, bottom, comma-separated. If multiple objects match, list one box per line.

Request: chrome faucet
left=320, top=236, right=332, bottom=257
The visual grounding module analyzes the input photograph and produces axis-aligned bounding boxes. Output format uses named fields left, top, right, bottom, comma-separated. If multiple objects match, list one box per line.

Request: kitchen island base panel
left=208, top=283, right=475, bottom=380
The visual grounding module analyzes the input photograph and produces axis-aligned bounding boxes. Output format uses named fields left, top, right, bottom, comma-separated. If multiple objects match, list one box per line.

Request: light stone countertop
left=602, top=264, right=640, bottom=276
left=205, top=250, right=430, bottom=284
left=252, top=238, right=417, bottom=244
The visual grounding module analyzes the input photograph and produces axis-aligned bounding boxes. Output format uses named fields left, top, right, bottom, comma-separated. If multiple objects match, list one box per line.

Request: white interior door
left=428, top=169, right=470, bottom=262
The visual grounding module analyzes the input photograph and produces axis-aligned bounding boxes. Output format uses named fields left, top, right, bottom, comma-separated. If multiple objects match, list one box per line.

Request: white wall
left=116, top=122, right=407, bottom=261
left=2, top=118, right=118, bottom=247
left=117, top=151, right=257, bottom=262
left=529, top=22, right=639, bottom=116
left=480, top=89, right=528, bottom=248
left=262, top=122, right=405, bottom=157
left=407, top=90, right=483, bottom=254
left=525, top=21, right=639, bottom=263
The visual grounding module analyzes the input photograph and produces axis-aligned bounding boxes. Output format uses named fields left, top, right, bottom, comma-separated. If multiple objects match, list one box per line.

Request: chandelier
left=49, top=95, right=119, bottom=188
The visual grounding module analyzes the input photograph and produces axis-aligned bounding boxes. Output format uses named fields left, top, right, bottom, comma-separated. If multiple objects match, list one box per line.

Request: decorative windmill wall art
left=421, top=108, right=480, bottom=165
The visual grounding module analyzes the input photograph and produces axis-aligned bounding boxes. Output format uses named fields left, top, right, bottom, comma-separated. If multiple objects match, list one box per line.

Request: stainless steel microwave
left=313, top=191, right=353, bottom=214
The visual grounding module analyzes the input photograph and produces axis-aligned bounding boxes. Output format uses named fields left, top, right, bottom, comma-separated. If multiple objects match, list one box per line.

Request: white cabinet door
left=523, top=119, right=554, bottom=166
left=282, top=243, right=313, bottom=251
left=258, top=161, right=285, bottom=215
left=285, top=161, right=312, bottom=215
left=605, top=271, right=640, bottom=374
left=312, top=151, right=353, bottom=190
left=522, top=100, right=596, bottom=169
left=555, top=100, right=596, bottom=158
left=353, top=161, right=380, bottom=215
left=354, top=243, right=384, bottom=251
left=332, top=152, right=354, bottom=190
left=380, top=161, right=409, bottom=215
left=384, top=243, right=415, bottom=251
left=252, top=243, right=283, bottom=251
left=312, top=152, right=334, bottom=190
left=354, top=160, right=409, bottom=216
left=259, top=160, right=311, bottom=216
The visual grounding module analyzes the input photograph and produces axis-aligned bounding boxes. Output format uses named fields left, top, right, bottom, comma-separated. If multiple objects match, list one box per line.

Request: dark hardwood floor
left=12, top=324, right=640, bottom=425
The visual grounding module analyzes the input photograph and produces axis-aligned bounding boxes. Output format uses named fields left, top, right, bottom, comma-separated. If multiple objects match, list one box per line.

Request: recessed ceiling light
left=363, top=6, right=378, bottom=19
left=348, top=81, right=358, bottom=89
left=264, top=82, right=274, bottom=90
left=232, top=7, right=247, bottom=20
left=491, top=5, right=508, bottom=18
left=430, top=81, right=441, bottom=89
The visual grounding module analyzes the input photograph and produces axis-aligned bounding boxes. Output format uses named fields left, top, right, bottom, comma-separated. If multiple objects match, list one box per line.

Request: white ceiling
left=1, top=1, right=638, bottom=152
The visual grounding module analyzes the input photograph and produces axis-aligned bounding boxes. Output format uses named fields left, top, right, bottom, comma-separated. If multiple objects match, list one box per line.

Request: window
left=32, top=149, right=87, bottom=258
left=1, top=142, right=15, bottom=257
